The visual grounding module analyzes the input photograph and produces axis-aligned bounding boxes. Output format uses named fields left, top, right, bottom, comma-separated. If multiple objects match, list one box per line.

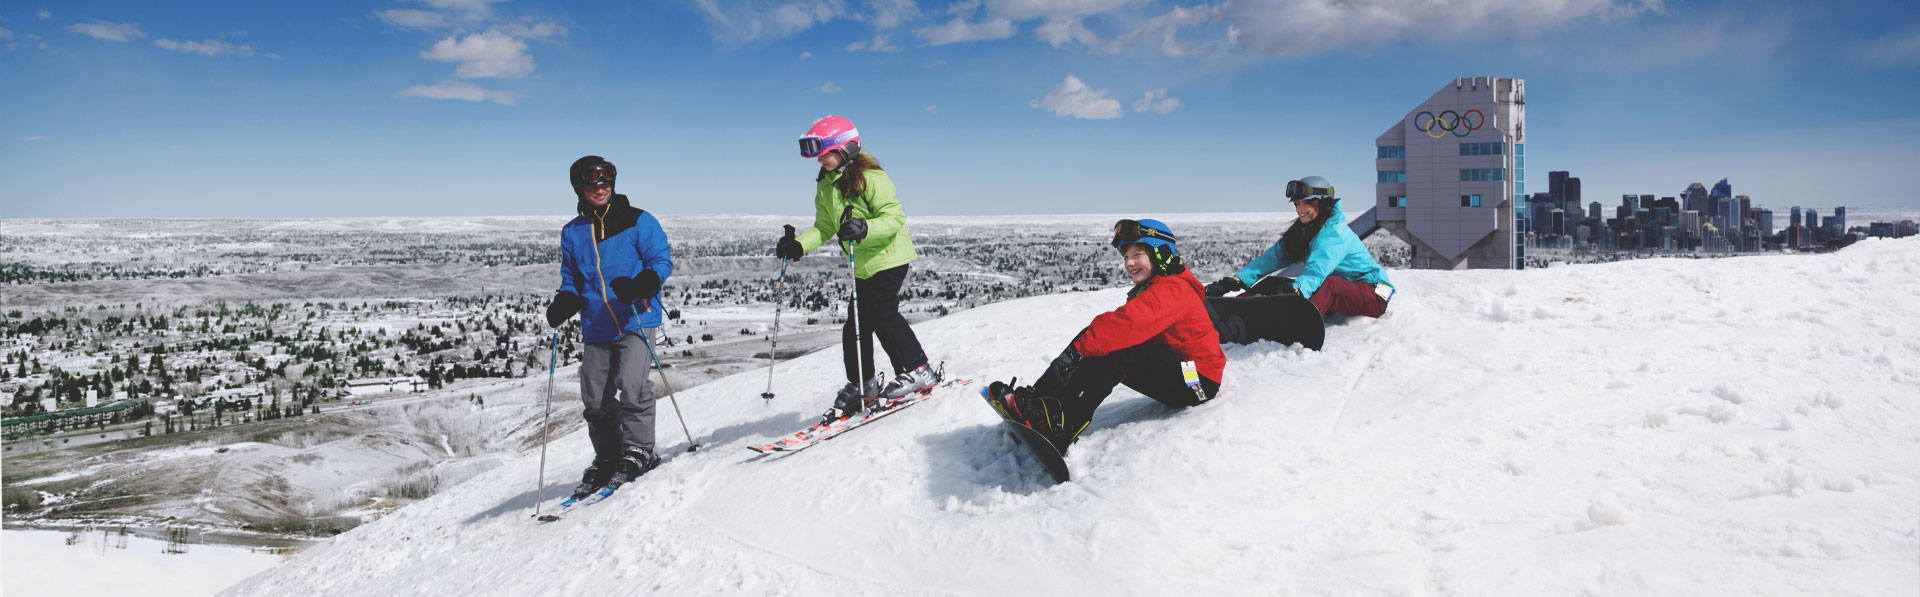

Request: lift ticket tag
left=1181, top=360, right=1208, bottom=403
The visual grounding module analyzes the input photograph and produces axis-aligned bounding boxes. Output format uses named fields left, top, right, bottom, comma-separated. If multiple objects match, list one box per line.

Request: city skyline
left=2, top=0, right=1919, bottom=218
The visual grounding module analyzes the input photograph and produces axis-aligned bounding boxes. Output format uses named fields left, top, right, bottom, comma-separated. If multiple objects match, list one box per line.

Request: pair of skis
left=748, top=377, right=972, bottom=454
left=535, top=485, right=620, bottom=522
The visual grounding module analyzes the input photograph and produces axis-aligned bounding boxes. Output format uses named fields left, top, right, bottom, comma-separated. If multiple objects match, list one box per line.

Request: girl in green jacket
left=776, top=115, right=939, bottom=424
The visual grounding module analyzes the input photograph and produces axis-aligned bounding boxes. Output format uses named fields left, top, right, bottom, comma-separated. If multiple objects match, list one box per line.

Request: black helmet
left=569, top=156, right=616, bottom=196
left=1285, top=176, right=1334, bottom=202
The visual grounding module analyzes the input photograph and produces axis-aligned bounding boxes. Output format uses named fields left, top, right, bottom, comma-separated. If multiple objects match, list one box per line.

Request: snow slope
left=229, top=239, right=1920, bottom=596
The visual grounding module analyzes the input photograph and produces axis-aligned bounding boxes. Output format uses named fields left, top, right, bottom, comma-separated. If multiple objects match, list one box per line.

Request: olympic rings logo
left=1414, top=109, right=1484, bottom=138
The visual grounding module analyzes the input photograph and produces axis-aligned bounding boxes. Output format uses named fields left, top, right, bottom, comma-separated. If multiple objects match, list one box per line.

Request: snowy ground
left=4, top=528, right=287, bottom=596
left=228, top=239, right=1920, bottom=596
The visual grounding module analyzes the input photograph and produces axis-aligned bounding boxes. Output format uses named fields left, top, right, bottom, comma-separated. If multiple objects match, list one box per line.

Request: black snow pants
left=1033, top=338, right=1221, bottom=438
left=843, top=264, right=929, bottom=384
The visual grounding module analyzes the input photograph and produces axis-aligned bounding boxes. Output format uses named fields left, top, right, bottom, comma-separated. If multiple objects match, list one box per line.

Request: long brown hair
left=1281, top=197, right=1338, bottom=264
left=817, top=151, right=883, bottom=200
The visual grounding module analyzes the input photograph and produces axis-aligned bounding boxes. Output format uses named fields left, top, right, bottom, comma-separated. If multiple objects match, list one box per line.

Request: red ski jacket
left=1072, top=268, right=1225, bottom=382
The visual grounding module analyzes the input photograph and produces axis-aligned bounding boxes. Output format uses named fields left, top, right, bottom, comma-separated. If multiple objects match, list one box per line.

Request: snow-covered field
left=219, top=238, right=1920, bottom=595
left=4, top=528, right=287, bottom=596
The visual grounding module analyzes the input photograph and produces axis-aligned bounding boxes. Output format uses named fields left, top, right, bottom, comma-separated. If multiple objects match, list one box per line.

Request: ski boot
left=571, top=457, right=616, bottom=499
left=820, top=377, right=881, bottom=425
left=879, top=362, right=943, bottom=401
left=605, top=449, right=660, bottom=490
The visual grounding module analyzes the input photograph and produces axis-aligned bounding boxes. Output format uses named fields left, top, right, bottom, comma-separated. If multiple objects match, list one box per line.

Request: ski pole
left=762, top=258, right=789, bottom=401
left=631, top=302, right=700, bottom=452
left=841, top=206, right=868, bottom=396
left=533, top=330, right=557, bottom=518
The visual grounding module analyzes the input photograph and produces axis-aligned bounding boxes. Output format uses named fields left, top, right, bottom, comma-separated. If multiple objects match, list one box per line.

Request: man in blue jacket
left=545, top=156, right=674, bottom=499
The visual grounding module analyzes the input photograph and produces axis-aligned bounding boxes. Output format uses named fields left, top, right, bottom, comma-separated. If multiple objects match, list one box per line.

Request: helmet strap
left=831, top=141, right=860, bottom=172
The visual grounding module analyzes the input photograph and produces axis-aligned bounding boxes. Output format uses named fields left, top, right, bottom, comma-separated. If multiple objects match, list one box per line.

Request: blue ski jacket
left=1234, top=202, right=1391, bottom=298
left=559, top=194, right=673, bottom=343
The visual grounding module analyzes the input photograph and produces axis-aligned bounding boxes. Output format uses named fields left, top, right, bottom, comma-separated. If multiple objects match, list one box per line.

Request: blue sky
left=2, top=0, right=1917, bottom=219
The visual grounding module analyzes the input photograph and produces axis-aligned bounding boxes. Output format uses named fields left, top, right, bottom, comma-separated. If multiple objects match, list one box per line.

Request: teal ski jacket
left=1234, top=202, right=1391, bottom=298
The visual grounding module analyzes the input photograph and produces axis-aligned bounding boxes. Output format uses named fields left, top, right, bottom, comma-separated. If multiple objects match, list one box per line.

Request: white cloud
left=37, top=10, right=52, bottom=20
left=154, top=39, right=256, bottom=57
left=1098, top=4, right=1220, bottom=56
left=1222, top=0, right=1663, bottom=57
left=691, top=0, right=846, bottom=44
left=1857, top=26, right=1920, bottom=68
left=1034, top=15, right=1099, bottom=47
left=691, top=0, right=929, bottom=44
left=421, top=30, right=533, bottom=78
left=810, top=82, right=843, bottom=93
left=918, top=0, right=1014, bottom=45
left=23, top=135, right=45, bottom=141
left=1030, top=74, right=1121, bottom=119
left=375, top=9, right=453, bottom=29
left=846, top=33, right=900, bottom=52
left=986, top=0, right=1146, bottom=21
left=0, top=26, right=11, bottom=40
left=918, top=16, right=1015, bottom=45
left=864, top=0, right=923, bottom=28
left=68, top=21, right=145, bottom=42
left=799, top=51, right=813, bottom=60
left=925, top=104, right=939, bottom=114
left=396, top=80, right=518, bottom=104
left=412, top=0, right=507, bottom=16
left=1130, top=88, right=1183, bottom=114
left=494, top=19, right=568, bottom=40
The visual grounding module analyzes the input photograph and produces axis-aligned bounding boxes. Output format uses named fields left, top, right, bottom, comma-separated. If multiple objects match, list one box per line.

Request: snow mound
left=230, top=239, right=1920, bottom=595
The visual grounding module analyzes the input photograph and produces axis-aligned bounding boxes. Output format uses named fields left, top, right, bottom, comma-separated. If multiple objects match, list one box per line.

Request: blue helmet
left=1111, top=218, right=1181, bottom=275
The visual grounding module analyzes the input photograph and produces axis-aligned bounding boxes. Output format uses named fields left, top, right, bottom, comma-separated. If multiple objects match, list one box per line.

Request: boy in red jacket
left=985, top=218, right=1225, bottom=454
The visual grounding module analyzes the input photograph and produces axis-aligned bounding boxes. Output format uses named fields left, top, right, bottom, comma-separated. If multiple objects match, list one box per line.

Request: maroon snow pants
left=1306, top=276, right=1389, bottom=318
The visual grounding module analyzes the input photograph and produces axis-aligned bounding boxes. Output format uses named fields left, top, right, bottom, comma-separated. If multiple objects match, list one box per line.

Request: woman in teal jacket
left=1206, top=176, right=1394, bottom=318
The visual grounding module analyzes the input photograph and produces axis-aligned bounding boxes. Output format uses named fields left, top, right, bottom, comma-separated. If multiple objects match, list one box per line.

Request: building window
left=1377, top=145, right=1405, bottom=159
left=1378, top=170, right=1406, bottom=184
left=1516, top=182, right=1524, bottom=195
left=1516, top=169, right=1524, bottom=182
left=1515, top=143, right=1524, bottom=156
left=1458, top=142, right=1503, bottom=156
left=1515, top=156, right=1524, bottom=169
left=1386, top=195, right=1406, bottom=208
left=1459, top=168, right=1504, bottom=182
left=1460, top=194, right=1482, bottom=207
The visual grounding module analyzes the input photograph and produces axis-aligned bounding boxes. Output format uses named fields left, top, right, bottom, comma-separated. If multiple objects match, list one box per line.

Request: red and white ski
left=748, top=379, right=972, bottom=454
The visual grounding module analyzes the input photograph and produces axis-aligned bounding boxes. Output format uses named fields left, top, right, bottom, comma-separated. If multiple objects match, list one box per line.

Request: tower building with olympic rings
left=1375, top=77, right=1527, bottom=270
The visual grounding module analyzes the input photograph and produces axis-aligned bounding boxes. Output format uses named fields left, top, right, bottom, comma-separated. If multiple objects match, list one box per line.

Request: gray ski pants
left=579, top=328, right=657, bottom=459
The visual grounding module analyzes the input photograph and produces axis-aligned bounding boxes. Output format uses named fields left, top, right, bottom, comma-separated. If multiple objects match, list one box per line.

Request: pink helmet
left=798, top=115, right=859, bottom=159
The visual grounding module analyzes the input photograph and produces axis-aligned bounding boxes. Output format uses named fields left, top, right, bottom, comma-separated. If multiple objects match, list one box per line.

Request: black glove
left=608, top=270, right=660, bottom=306
left=1246, top=276, right=1298, bottom=296
left=1204, top=276, right=1246, bottom=297
left=837, top=217, right=868, bottom=243
left=775, top=224, right=802, bottom=261
left=1034, top=344, right=1084, bottom=396
left=546, top=291, right=584, bottom=327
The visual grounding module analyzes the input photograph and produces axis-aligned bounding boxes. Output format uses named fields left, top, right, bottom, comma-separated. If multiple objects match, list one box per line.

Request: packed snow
left=4, top=528, right=287, bottom=596
left=226, top=239, right=1919, bottom=595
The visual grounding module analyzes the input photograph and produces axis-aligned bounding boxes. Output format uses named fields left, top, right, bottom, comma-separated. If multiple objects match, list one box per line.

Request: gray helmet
left=1285, top=176, right=1334, bottom=202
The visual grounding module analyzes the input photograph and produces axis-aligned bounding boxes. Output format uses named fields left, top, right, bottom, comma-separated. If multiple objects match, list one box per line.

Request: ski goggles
left=1111, top=219, right=1177, bottom=249
left=798, top=129, right=858, bottom=158
left=1285, top=179, right=1334, bottom=202
left=575, top=165, right=615, bottom=188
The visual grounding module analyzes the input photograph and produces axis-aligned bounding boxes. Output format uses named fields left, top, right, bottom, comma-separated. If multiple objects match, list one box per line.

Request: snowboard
left=980, top=388, right=1071, bottom=484
left=1204, top=293, right=1326, bottom=350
